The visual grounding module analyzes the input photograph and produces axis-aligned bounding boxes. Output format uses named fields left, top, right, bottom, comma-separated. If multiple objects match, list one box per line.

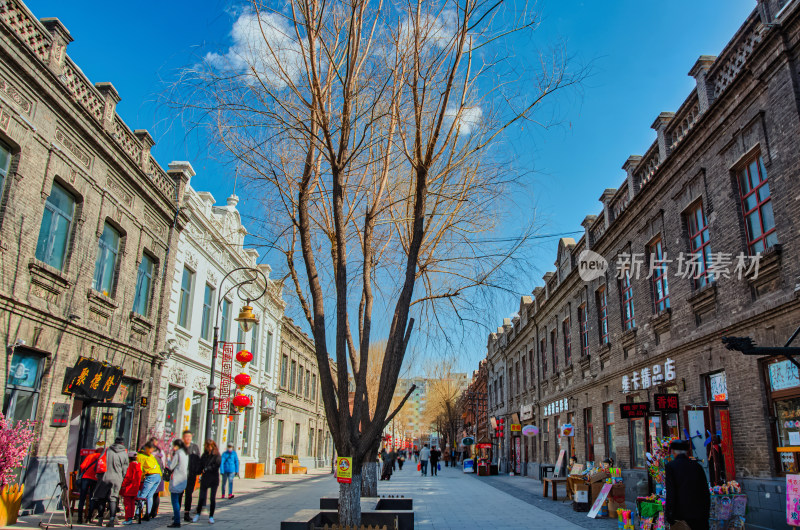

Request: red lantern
left=232, top=393, right=251, bottom=412
left=236, top=350, right=253, bottom=368
left=234, top=373, right=251, bottom=391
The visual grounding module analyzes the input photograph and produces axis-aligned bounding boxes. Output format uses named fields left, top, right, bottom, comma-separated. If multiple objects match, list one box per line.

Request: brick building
left=459, top=359, right=489, bottom=452
left=485, top=1, right=800, bottom=527
left=0, top=0, right=189, bottom=511
left=274, top=317, right=334, bottom=469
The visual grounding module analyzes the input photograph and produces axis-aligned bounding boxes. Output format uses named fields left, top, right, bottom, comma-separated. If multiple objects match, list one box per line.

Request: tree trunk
left=361, top=461, right=378, bottom=497
left=339, top=471, right=362, bottom=526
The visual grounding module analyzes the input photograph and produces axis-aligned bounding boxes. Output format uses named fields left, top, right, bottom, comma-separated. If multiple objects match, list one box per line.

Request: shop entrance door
left=683, top=406, right=711, bottom=481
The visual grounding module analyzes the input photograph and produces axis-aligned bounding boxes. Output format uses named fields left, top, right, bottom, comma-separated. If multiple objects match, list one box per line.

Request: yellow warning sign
left=336, top=457, right=352, bottom=484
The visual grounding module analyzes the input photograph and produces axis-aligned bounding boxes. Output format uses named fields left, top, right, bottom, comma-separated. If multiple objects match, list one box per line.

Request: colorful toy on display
left=709, top=480, right=742, bottom=495
left=645, top=436, right=678, bottom=487
left=616, top=508, right=634, bottom=530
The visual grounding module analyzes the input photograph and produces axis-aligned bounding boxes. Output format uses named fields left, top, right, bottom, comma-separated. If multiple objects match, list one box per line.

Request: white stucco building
left=156, top=183, right=284, bottom=471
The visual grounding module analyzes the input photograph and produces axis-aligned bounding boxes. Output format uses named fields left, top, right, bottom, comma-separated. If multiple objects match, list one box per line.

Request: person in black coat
left=193, top=440, right=222, bottom=523
left=665, top=440, right=711, bottom=530
left=181, top=430, right=202, bottom=522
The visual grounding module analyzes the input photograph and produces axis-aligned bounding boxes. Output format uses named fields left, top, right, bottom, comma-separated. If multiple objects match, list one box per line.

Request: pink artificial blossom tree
left=0, top=414, right=38, bottom=487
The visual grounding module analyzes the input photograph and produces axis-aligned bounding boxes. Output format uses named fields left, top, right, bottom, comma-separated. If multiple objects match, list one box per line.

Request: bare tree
left=175, top=0, right=580, bottom=523
left=423, top=360, right=466, bottom=450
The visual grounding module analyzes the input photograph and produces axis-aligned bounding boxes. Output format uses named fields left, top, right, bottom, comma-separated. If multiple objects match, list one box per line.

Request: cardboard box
left=590, top=481, right=605, bottom=504
left=607, top=482, right=626, bottom=515
left=588, top=469, right=610, bottom=483
left=574, top=485, right=589, bottom=503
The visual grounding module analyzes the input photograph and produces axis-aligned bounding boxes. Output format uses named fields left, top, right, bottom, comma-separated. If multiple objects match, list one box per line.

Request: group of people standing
left=76, top=430, right=240, bottom=527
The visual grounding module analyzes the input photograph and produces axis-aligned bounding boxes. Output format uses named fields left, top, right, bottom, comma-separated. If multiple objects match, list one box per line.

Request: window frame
left=619, top=273, right=636, bottom=330
left=0, top=141, right=11, bottom=202
left=36, top=182, right=76, bottom=271
left=562, top=317, right=571, bottom=365
left=736, top=154, right=776, bottom=254
left=250, top=322, right=259, bottom=369
left=649, top=237, right=670, bottom=313
left=177, top=267, right=195, bottom=329
left=603, top=401, right=616, bottom=461
left=200, top=283, right=215, bottom=341
left=550, top=329, right=558, bottom=373
left=579, top=304, right=589, bottom=357
left=133, top=253, right=156, bottom=317
left=540, top=336, right=547, bottom=376
left=92, top=222, right=122, bottom=296
left=280, top=354, right=288, bottom=388
left=597, top=286, right=609, bottom=344
left=290, top=360, right=297, bottom=392
left=686, top=200, right=713, bottom=289
left=220, top=298, right=231, bottom=342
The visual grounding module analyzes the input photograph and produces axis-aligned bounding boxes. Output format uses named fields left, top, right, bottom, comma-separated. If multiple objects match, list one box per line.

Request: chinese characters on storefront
left=217, top=342, right=234, bottom=413
left=62, top=356, right=123, bottom=401
left=653, top=393, right=680, bottom=413
left=621, top=358, right=676, bottom=393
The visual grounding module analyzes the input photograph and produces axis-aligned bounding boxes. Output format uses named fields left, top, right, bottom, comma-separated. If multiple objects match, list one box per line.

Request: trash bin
left=275, top=457, right=290, bottom=474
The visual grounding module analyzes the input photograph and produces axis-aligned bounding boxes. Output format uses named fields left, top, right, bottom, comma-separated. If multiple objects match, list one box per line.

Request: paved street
left=15, top=465, right=607, bottom=529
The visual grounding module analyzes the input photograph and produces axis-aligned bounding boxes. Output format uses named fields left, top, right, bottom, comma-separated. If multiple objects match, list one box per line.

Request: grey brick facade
left=0, top=0, right=188, bottom=511
left=485, top=1, right=800, bottom=527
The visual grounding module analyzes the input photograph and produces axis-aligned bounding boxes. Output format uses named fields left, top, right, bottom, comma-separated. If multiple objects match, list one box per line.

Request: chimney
left=600, top=188, right=616, bottom=227
left=133, top=130, right=155, bottom=171
left=40, top=18, right=72, bottom=74
left=622, top=156, right=642, bottom=199
left=689, top=55, right=717, bottom=113
left=95, top=82, right=121, bottom=133
left=651, top=112, right=675, bottom=163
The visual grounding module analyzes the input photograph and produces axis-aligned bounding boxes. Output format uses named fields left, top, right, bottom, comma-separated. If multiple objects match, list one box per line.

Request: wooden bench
left=542, top=476, right=569, bottom=501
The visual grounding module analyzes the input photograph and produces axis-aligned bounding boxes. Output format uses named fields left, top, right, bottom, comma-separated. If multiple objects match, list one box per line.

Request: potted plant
left=0, top=414, right=37, bottom=526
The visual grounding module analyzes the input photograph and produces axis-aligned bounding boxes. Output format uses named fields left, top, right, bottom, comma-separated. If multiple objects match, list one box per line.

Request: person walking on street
left=193, top=440, right=222, bottom=524
left=220, top=443, right=239, bottom=499
left=78, top=441, right=105, bottom=524
left=380, top=449, right=395, bottom=481
left=443, top=448, right=451, bottom=468
left=397, top=450, right=405, bottom=471
left=419, top=444, right=430, bottom=476
left=119, top=452, right=142, bottom=526
left=430, top=446, right=441, bottom=476
left=92, top=437, right=129, bottom=527
left=166, top=440, right=189, bottom=528
left=181, top=430, right=202, bottom=523
left=135, top=441, right=162, bottom=521
left=665, top=440, right=711, bottom=530
left=147, top=438, right=165, bottom=519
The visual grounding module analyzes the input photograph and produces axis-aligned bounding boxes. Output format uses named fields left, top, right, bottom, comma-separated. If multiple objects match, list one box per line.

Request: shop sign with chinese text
left=620, top=402, right=649, bottom=419
left=787, top=474, right=800, bottom=526
left=770, top=360, right=800, bottom=392
left=62, top=357, right=123, bottom=401
left=622, top=358, right=676, bottom=393
left=544, top=398, right=569, bottom=416
left=510, top=424, right=522, bottom=433
left=653, top=394, right=679, bottom=413
left=217, top=342, right=235, bottom=413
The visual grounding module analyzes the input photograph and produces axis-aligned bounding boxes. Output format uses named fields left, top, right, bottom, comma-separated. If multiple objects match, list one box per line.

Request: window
left=178, top=267, right=194, bottom=329
left=133, top=254, right=155, bottom=316
left=220, top=299, right=231, bottom=342
left=579, top=304, right=589, bottom=357
left=737, top=155, right=776, bottom=253
left=629, top=399, right=646, bottom=468
left=201, top=284, right=215, bottom=341
left=508, top=367, right=514, bottom=396
left=293, top=423, right=301, bottom=454
left=604, top=402, right=616, bottom=461
left=584, top=407, right=595, bottom=462
left=290, top=361, right=297, bottom=392
left=237, top=324, right=245, bottom=349
left=550, top=329, right=558, bottom=373
left=164, top=385, right=181, bottom=438
left=304, top=369, right=310, bottom=398
left=686, top=201, right=713, bottom=289
left=280, top=354, right=288, bottom=387
left=543, top=418, right=549, bottom=462
left=597, top=287, right=609, bottom=344
left=499, top=375, right=504, bottom=403
left=189, top=392, right=204, bottom=436
left=242, top=407, right=252, bottom=456
left=650, top=238, right=670, bottom=312
left=227, top=415, right=237, bottom=445
left=311, top=374, right=317, bottom=401
left=36, top=182, right=76, bottom=271
left=529, top=349, right=535, bottom=383
left=620, top=273, right=635, bottom=330
left=308, top=426, right=315, bottom=456
left=521, top=356, right=527, bottom=390
left=563, top=317, right=571, bottom=365
left=514, top=361, right=520, bottom=395
left=0, top=142, right=10, bottom=195
left=3, top=350, right=45, bottom=423
left=540, top=337, right=547, bottom=376
left=251, top=323, right=259, bottom=368
left=92, top=223, right=121, bottom=295
left=276, top=419, right=285, bottom=455
left=264, top=331, right=273, bottom=371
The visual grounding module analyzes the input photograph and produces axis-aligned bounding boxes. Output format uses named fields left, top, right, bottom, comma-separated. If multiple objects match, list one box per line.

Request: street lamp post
left=204, top=267, right=267, bottom=442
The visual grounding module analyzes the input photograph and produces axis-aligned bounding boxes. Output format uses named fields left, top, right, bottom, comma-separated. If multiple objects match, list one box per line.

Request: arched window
left=93, top=222, right=121, bottom=295
left=36, top=182, right=76, bottom=270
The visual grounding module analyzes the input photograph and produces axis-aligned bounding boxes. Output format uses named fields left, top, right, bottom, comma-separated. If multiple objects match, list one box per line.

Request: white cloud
left=445, top=106, right=482, bottom=135
left=205, top=9, right=303, bottom=88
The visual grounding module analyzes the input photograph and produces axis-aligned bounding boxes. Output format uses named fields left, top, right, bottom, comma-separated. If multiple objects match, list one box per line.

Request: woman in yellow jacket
left=136, top=441, right=162, bottom=521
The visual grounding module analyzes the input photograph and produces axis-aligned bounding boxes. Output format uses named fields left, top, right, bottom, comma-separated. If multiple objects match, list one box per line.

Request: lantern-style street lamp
left=204, top=267, right=267, bottom=442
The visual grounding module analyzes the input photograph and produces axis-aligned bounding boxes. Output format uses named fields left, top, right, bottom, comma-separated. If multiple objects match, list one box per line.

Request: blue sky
left=25, top=0, right=756, bottom=372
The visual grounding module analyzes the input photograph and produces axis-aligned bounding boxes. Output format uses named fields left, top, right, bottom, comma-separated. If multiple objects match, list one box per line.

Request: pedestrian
left=135, top=441, right=162, bottom=521
left=665, top=440, right=711, bottom=530
left=181, top=430, right=202, bottom=523
left=419, top=444, right=430, bottom=476
left=193, top=439, right=221, bottom=524
left=78, top=441, right=106, bottom=524
left=119, top=452, right=142, bottom=526
left=430, top=446, right=440, bottom=476
left=147, top=437, right=165, bottom=519
left=443, top=448, right=451, bottom=468
left=166, top=439, right=189, bottom=528
left=92, top=436, right=129, bottom=527
left=220, top=443, right=240, bottom=499
left=380, top=449, right=394, bottom=481
left=397, top=450, right=405, bottom=471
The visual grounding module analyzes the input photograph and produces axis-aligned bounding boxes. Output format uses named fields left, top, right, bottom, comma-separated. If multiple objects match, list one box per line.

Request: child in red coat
left=119, top=454, right=143, bottom=524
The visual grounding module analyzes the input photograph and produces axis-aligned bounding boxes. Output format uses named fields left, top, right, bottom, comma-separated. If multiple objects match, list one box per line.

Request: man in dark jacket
left=430, top=447, right=441, bottom=476
left=665, top=440, right=711, bottom=530
left=92, top=437, right=129, bottom=527
left=181, top=430, right=202, bottom=522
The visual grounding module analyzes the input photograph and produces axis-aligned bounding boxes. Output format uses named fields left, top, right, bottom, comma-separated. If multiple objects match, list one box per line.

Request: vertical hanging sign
left=217, top=342, right=234, bottom=413
left=720, top=409, right=736, bottom=481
